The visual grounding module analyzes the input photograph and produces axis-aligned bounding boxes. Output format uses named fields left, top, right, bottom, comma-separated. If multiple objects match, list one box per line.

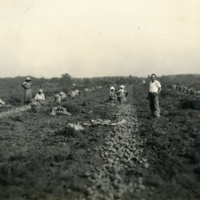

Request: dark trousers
left=148, top=93, right=160, bottom=117
left=24, top=89, right=32, bottom=104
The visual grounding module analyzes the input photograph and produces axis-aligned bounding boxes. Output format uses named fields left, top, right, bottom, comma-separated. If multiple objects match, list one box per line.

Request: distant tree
left=127, top=75, right=133, bottom=84
left=83, top=78, right=92, bottom=87
left=49, top=77, right=60, bottom=83
left=60, top=73, right=73, bottom=89
left=72, top=78, right=83, bottom=86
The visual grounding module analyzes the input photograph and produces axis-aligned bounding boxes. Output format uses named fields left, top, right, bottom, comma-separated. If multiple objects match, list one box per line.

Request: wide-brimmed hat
left=110, top=86, right=115, bottom=90
left=120, top=85, right=124, bottom=89
left=26, top=77, right=31, bottom=81
left=38, top=89, right=43, bottom=93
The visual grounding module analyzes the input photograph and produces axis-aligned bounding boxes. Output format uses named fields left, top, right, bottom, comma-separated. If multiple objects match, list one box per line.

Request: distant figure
left=116, top=85, right=128, bottom=104
left=54, top=94, right=61, bottom=103
left=68, top=91, right=77, bottom=98
left=34, top=89, right=45, bottom=105
left=74, top=89, right=80, bottom=96
left=0, top=99, right=5, bottom=107
left=22, top=77, right=32, bottom=104
left=148, top=74, right=161, bottom=118
left=109, top=86, right=117, bottom=104
left=172, top=84, right=177, bottom=90
left=59, top=91, right=67, bottom=101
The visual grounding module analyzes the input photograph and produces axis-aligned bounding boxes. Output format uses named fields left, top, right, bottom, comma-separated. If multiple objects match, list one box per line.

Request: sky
left=0, top=0, right=200, bottom=78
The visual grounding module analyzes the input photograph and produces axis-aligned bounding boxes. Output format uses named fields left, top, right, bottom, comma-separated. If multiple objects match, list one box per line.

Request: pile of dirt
left=82, top=104, right=150, bottom=200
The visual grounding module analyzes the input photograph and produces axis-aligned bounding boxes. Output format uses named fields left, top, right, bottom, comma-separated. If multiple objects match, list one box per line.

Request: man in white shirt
left=148, top=74, right=161, bottom=118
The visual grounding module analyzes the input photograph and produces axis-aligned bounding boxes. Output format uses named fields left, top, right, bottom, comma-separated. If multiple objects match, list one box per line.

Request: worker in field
left=148, top=74, right=161, bottom=118
left=116, top=85, right=128, bottom=104
left=22, top=77, right=32, bottom=104
left=54, top=93, right=61, bottom=103
left=34, top=89, right=46, bottom=105
left=59, top=91, right=67, bottom=101
left=0, top=98, right=5, bottom=107
left=109, top=86, right=117, bottom=104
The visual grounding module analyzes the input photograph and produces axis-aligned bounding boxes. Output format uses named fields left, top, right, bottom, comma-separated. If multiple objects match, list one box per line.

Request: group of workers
left=109, top=85, right=128, bottom=104
left=22, top=73, right=161, bottom=118
left=22, top=77, right=46, bottom=104
left=22, top=77, right=67, bottom=105
left=109, top=74, right=162, bottom=118
left=54, top=91, right=67, bottom=103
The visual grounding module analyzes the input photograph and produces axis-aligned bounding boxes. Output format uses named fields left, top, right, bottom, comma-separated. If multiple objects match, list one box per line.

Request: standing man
left=22, top=77, right=32, bottom=104
left=148, top=74, right=161, bottom=118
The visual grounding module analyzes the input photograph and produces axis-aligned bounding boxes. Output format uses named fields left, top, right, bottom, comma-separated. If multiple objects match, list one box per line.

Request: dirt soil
left=0, top=85, right=200, bottom=200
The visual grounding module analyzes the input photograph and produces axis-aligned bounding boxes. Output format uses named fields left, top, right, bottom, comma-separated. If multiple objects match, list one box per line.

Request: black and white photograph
left=0, top=0, right=200, bottom=199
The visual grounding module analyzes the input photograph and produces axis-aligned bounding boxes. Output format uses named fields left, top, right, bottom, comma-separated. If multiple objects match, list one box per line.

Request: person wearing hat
left=22, top=77, right=32, bottom=104
left=148, top=74, right=161, bottom=118
left=34, top=89, right=45, bottom=105
left=109, top=86, right=117, bottom=104
left=116, top=85, right=128, bottom=104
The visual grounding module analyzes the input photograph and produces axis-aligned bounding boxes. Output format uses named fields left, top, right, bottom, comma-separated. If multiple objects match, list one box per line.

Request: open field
left=0, top=84, right=200, bottom=200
